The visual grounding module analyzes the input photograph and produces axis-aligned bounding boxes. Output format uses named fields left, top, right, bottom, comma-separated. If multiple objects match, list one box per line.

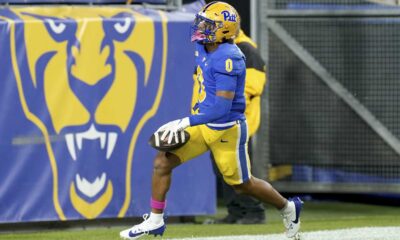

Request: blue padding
left=292, top=165, right=400, bottom=184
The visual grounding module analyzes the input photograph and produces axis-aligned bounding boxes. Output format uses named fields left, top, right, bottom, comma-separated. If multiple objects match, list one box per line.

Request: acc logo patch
left=5, top=7, right=167, bottom=220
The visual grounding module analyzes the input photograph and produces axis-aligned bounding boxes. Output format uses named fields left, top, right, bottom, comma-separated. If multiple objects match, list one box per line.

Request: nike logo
left=129, top=231, right=145, bottom=237
left=291, top=197, right=302, bottom=224
left=129, top=225, right=166, bottom=237
left=220, top=139, right=228, bottom=143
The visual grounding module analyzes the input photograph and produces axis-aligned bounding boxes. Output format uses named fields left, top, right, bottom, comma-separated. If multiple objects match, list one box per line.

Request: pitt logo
left=221, top=10, right=237, bottom=22
left=5, top=7, right=167, bottom=220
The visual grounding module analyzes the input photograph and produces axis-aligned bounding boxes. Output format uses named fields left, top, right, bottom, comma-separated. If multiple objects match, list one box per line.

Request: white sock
left=149, top=212, right=164, bottom=224
left=281, top=200, right=295, bottom=216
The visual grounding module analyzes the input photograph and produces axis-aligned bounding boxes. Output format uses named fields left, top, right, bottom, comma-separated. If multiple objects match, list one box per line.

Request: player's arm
left=159, top=57, right=239, bottom=143
left=188, top=55, right=241, bottom=126
left=189, top=73, right=236, bottom=126
left=158, top=73, right=236, bottom=144
left=217, top=91, right=235, bottom=98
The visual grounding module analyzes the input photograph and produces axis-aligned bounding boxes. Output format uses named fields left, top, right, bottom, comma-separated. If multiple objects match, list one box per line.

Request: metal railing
left=254, top=0, right=400, bottom=193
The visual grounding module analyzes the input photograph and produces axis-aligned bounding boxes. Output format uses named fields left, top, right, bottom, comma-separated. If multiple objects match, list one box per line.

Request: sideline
left=165, top=226, right=400, bottom=240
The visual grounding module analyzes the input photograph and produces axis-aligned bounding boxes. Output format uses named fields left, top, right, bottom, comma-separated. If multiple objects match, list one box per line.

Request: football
left=148, top=130, right=190, bottom=152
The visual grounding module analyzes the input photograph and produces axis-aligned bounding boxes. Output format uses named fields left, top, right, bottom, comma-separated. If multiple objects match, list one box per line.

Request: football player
left=203, top=29, right=268, bottom=224
left=120, top=1, right=303, bottom=239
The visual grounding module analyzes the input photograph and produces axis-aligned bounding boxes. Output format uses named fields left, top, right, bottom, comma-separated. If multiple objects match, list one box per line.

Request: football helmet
left=191, top=1, right=240, bottom=44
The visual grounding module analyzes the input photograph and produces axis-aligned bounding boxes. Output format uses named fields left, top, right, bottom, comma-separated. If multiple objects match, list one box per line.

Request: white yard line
left=165, top=226, right=400, bottom=240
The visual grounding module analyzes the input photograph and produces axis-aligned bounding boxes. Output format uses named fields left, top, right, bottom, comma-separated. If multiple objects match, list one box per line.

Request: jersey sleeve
left=211, top=53, right=244, bottom=93
left=215, top=72, right=237, bottom=92
left=212, top=54, right=245, bottom=76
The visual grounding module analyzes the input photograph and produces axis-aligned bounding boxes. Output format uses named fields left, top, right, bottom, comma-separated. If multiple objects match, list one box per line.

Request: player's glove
left=156, top=119, right=181, bottom=133
left=159, top=117, right=190, bottom=144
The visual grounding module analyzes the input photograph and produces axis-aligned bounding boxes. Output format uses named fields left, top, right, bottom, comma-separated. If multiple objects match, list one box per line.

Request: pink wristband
left=151, top=198, right=167, bottom=210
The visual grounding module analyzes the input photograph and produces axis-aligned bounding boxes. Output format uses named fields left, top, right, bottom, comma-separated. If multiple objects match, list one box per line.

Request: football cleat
left=282, top=197, right=303, bottom=238
left=120, top=214, right=166, bottom=240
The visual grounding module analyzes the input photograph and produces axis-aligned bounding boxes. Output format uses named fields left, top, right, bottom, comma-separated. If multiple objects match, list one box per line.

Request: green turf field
left=1, top=201, right=400, bottom=240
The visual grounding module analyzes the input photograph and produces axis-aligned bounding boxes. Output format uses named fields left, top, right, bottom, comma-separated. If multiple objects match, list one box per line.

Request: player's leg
left=120, top=125, right=208, bottom=240
left=236, top=138, right=266, bottom=224
left=211, top=137, right=265, bottom=224
left=232, top=178, right=302, bottom=238
left=210, top=120, right=287, bottom=208
left=224, top=138, right=265, bottom=224
left=232, top=177, right=286, bottom=209
left=211, top=120, right=302, bottom=238
left=151, top=151, right=181, bottom=213
left=209, top=153, right=244, bottom=224
left=119, top=152, right=180, bottom=240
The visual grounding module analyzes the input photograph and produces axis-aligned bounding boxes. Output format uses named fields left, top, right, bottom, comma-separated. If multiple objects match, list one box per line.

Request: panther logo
left=2, top=7, right=167, bottom=219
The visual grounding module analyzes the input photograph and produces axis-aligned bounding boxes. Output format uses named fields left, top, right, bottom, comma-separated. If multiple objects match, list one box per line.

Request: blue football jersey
left=193, top=42, right=246, bottom=127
